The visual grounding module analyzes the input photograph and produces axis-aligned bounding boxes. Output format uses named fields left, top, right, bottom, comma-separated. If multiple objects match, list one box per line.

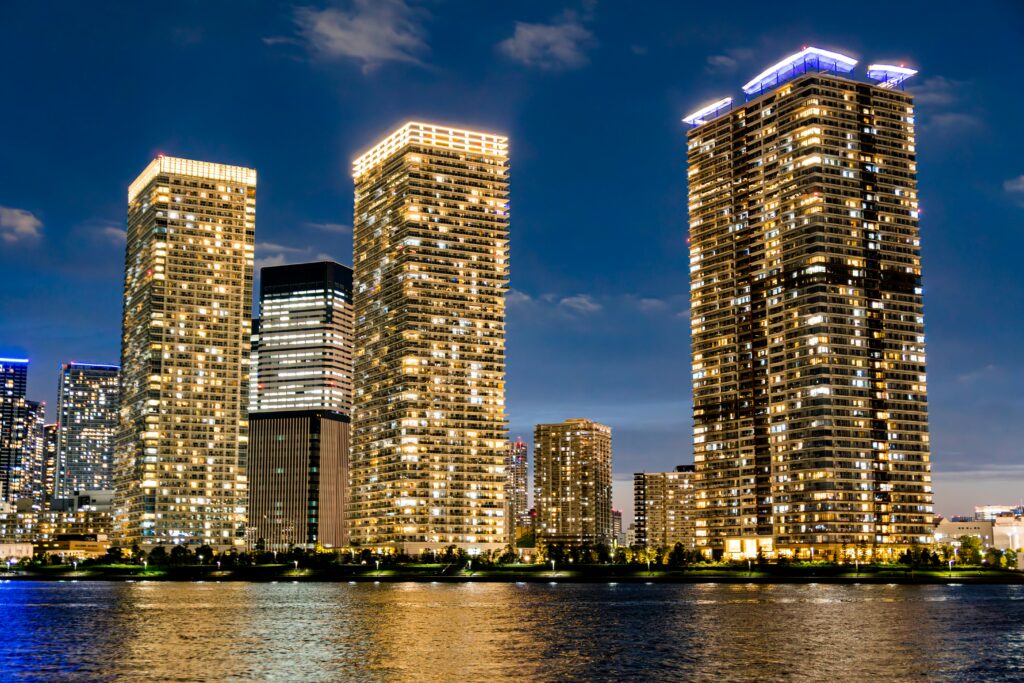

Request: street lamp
left=294, top=560, right=298, bottom=571
left=375, top=559, right=380, bottom=575
left=467, top=559, right=472, bottom=574
left=550, top=559, right=555, bottom=574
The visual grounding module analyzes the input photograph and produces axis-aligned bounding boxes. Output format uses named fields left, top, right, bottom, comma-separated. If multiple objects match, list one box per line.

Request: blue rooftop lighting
left=0, top=357, right=29, bottom=364
left=867, top=64, right=918, bottom=89
left=682, top=97, right=733, bottom=127
left=742, top=47, right=858, bottom=97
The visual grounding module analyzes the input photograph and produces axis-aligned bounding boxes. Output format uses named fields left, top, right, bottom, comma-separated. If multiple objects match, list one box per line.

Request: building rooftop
left=683, top=46, right=919, bottom=129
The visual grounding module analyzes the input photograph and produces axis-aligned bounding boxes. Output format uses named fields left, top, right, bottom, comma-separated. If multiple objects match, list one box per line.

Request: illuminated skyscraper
left=685, top=48, right=933, bottom=559
left=350, top=122, right=510, bottom=553
left=534, top=419, right=613, bottom=546
left=0, top=358, right=30, bottom=504
left=633, top=466, right=696, bottom=549
left=55, top=362, right=119, bottom=499
left=115, top=156, right=256, bottom=548
left=506, top=439, right=529, bottom=539
left=250, top=261, right=353, bottom=415
left=248, top=261, right=354, bottom=549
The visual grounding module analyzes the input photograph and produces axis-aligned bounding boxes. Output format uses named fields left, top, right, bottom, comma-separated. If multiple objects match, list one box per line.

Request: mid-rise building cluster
left=2, top=46, right=954, bottom=564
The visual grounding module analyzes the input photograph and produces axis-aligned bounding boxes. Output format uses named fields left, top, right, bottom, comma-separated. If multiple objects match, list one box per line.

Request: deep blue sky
left=2, top=1, right=1022, bottom=519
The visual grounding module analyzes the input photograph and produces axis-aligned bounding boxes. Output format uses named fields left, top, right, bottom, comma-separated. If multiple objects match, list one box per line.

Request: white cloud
left=255, top=241, right=309, bottom=255
left=912, top=76, right=960, bottom=107
left=506, top=289, right=532, bottom=306
left=1003, top=175, right=1024, bottom=194
left=255, top=254, right=288, bottom=270
left=0, top=206, right=43, bottom=243
left=306, top=221, right=351, bottom=233
left=498, top=12, right=593, bottom=71
left=705, top=48, right=754, bottom=74
left=100, top=226, right=126, bottom=244
left=291, top=0, right=427, bottom=70
left=559, top=294, right=602, bottom=314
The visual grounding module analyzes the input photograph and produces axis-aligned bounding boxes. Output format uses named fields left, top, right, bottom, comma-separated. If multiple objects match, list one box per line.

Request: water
left=2, top=581, right=1023, bottom=681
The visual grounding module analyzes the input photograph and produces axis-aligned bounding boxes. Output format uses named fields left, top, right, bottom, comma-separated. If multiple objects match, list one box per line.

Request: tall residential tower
left=350, top=122, right=510, bottom=553
left=55, top=362, right=120, bottom=499
left=685, top=48, right=933, bottom=559
left=534, top=418, right=613, bottom=547
left=115, top=156, right=256, bottom=548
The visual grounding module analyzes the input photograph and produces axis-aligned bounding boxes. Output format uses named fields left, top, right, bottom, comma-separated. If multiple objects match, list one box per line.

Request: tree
left=196, top=545, right=215, bottom=564
left=667, top=543, right=689, bottom=569
left=1005, top=549, right=1018, bottom=570
left=104, top=546, right=125, bottom=564
left=958, top=536, right=983, bottom=565
left=497, top=544, right=517, bottom=565
left=148, top=545, right=168, bottom=565
left=985, top=547, right=1005, bottom=569
left=169, top=544, right=193, bottom=565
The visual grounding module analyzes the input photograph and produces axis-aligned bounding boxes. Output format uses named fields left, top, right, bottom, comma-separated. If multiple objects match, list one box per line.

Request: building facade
left=633, top=465, right=696, bottom=549
left=349, top=122, right=510, bottom=553
left=507, top=439, right=529, bottom=539
left=250, top=261, right=354, bottom=415
left=248, top=410, right=350, bottom=549
left=534, top=419, right=613, bottom=546
left=685, top=48, right=933, bottom=559
left=115, top=156, right=256, bottom=548
left=248, top=260, right=354, bottom=550
left=0, top=358, right=30, bottom=504
left=43, top=424, right=58, bottom=506
left=55, top=362, right=120, bottom=499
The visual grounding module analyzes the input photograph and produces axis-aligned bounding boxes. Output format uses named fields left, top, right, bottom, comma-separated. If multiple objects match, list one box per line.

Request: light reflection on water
left=1, top=582, right=1023, bottom=681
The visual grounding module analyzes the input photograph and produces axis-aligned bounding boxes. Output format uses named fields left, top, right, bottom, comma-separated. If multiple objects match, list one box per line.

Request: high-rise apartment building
left=248, top=261, right=354, bottom=549
left=0, top=358, right=30, bottom=504
left=611, top=508, right=624, bottom=546
left=349, top=122, right=510, bottom=553
left=55, top=362, right=119, bottom=499
left=685, top=48, right=933, bottom=559
left=633, top=465, right=696, bottom=549
left=507, top=439, right=529, bottom=538
left=534, top=419, right=613, bottom=546
left=115, top=156, right=256, bottom=548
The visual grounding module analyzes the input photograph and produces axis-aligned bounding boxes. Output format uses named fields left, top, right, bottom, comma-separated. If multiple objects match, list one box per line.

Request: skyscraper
left=350, top=122, right=510, bottom=553
left=250, top=261, right=354, bottom=414
left=115, top=156, right=256, bottom=548
left=55, top=362, right=119, bottom=499
left=633, top=466, right=696, bottom=550
left=685, top=48, right=933, bottom=559
left=506, top=439, right=529, bottom=539
left=0, top=358, right=30, bottom=504
left=248, top=261, right=354, bottom=549
left=534, top=418, right=613, bottom=546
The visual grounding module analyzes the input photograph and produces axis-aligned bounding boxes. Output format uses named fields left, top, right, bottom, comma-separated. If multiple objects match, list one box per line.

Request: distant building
left=10, top=400, right=45, bottom=509
left=115, top=156, right=256, bottom=549
left=248, top=261, right=354, bottom=550
left=625, top=523, right=637, bottom=548
left=994, top=517, right=1024, bottom=551
left=42, top=424, right=57, bottom=506
left=507, top=440, right=529, bottom=538
left=534, top=419, right=613, bottom=546
left=686, top=48, right=933, bottom=559
left=611, top=509, right=624, bottom=547
left=975, top=505, right=1024, bottom=521
left=934, top=519, right=994, bottom=546
left=55, top=362, right=119, bottom=499
left=0, top=358, right=38, bottom=505
left=634, top=466, right=696, bottom=549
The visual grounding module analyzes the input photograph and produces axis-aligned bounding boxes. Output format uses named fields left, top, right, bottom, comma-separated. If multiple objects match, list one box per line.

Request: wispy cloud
left=498, top=12, right=594, bottom=71
left=705, top=48, right=754, bottom=74
left=306, top=221, right=351, bottom=233
left=506, top=288, right=533, bottom=306
left=0, top=206, right=43, bottom=243
left=956, top=364, right=999, bottom=384
left=1004, top=175, right=1024, bottom=199
left=286, top=0, right=428, bottom=72
left=912, top=76, right=960, bottom=107
left=559, top=294, right=602, bottom=315
left=256, top=241, right=310, bottom=255
left=255, top=253, right=289, bottom=270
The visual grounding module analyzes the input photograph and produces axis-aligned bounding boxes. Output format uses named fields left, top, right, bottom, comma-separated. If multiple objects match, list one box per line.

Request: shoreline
left=5, top=570, right=1023, bottom=585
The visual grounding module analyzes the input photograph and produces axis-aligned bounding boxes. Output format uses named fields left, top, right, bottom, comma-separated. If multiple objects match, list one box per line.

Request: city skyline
left=2, top=3, right=1023, bottom=520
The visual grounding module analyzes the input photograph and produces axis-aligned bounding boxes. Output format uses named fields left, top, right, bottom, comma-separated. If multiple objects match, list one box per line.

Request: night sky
left=2, top=1, right=1023, bottom=519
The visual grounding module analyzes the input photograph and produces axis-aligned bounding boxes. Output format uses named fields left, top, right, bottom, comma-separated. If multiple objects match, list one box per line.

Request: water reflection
left=1, top=582, right=1022, bottom=681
